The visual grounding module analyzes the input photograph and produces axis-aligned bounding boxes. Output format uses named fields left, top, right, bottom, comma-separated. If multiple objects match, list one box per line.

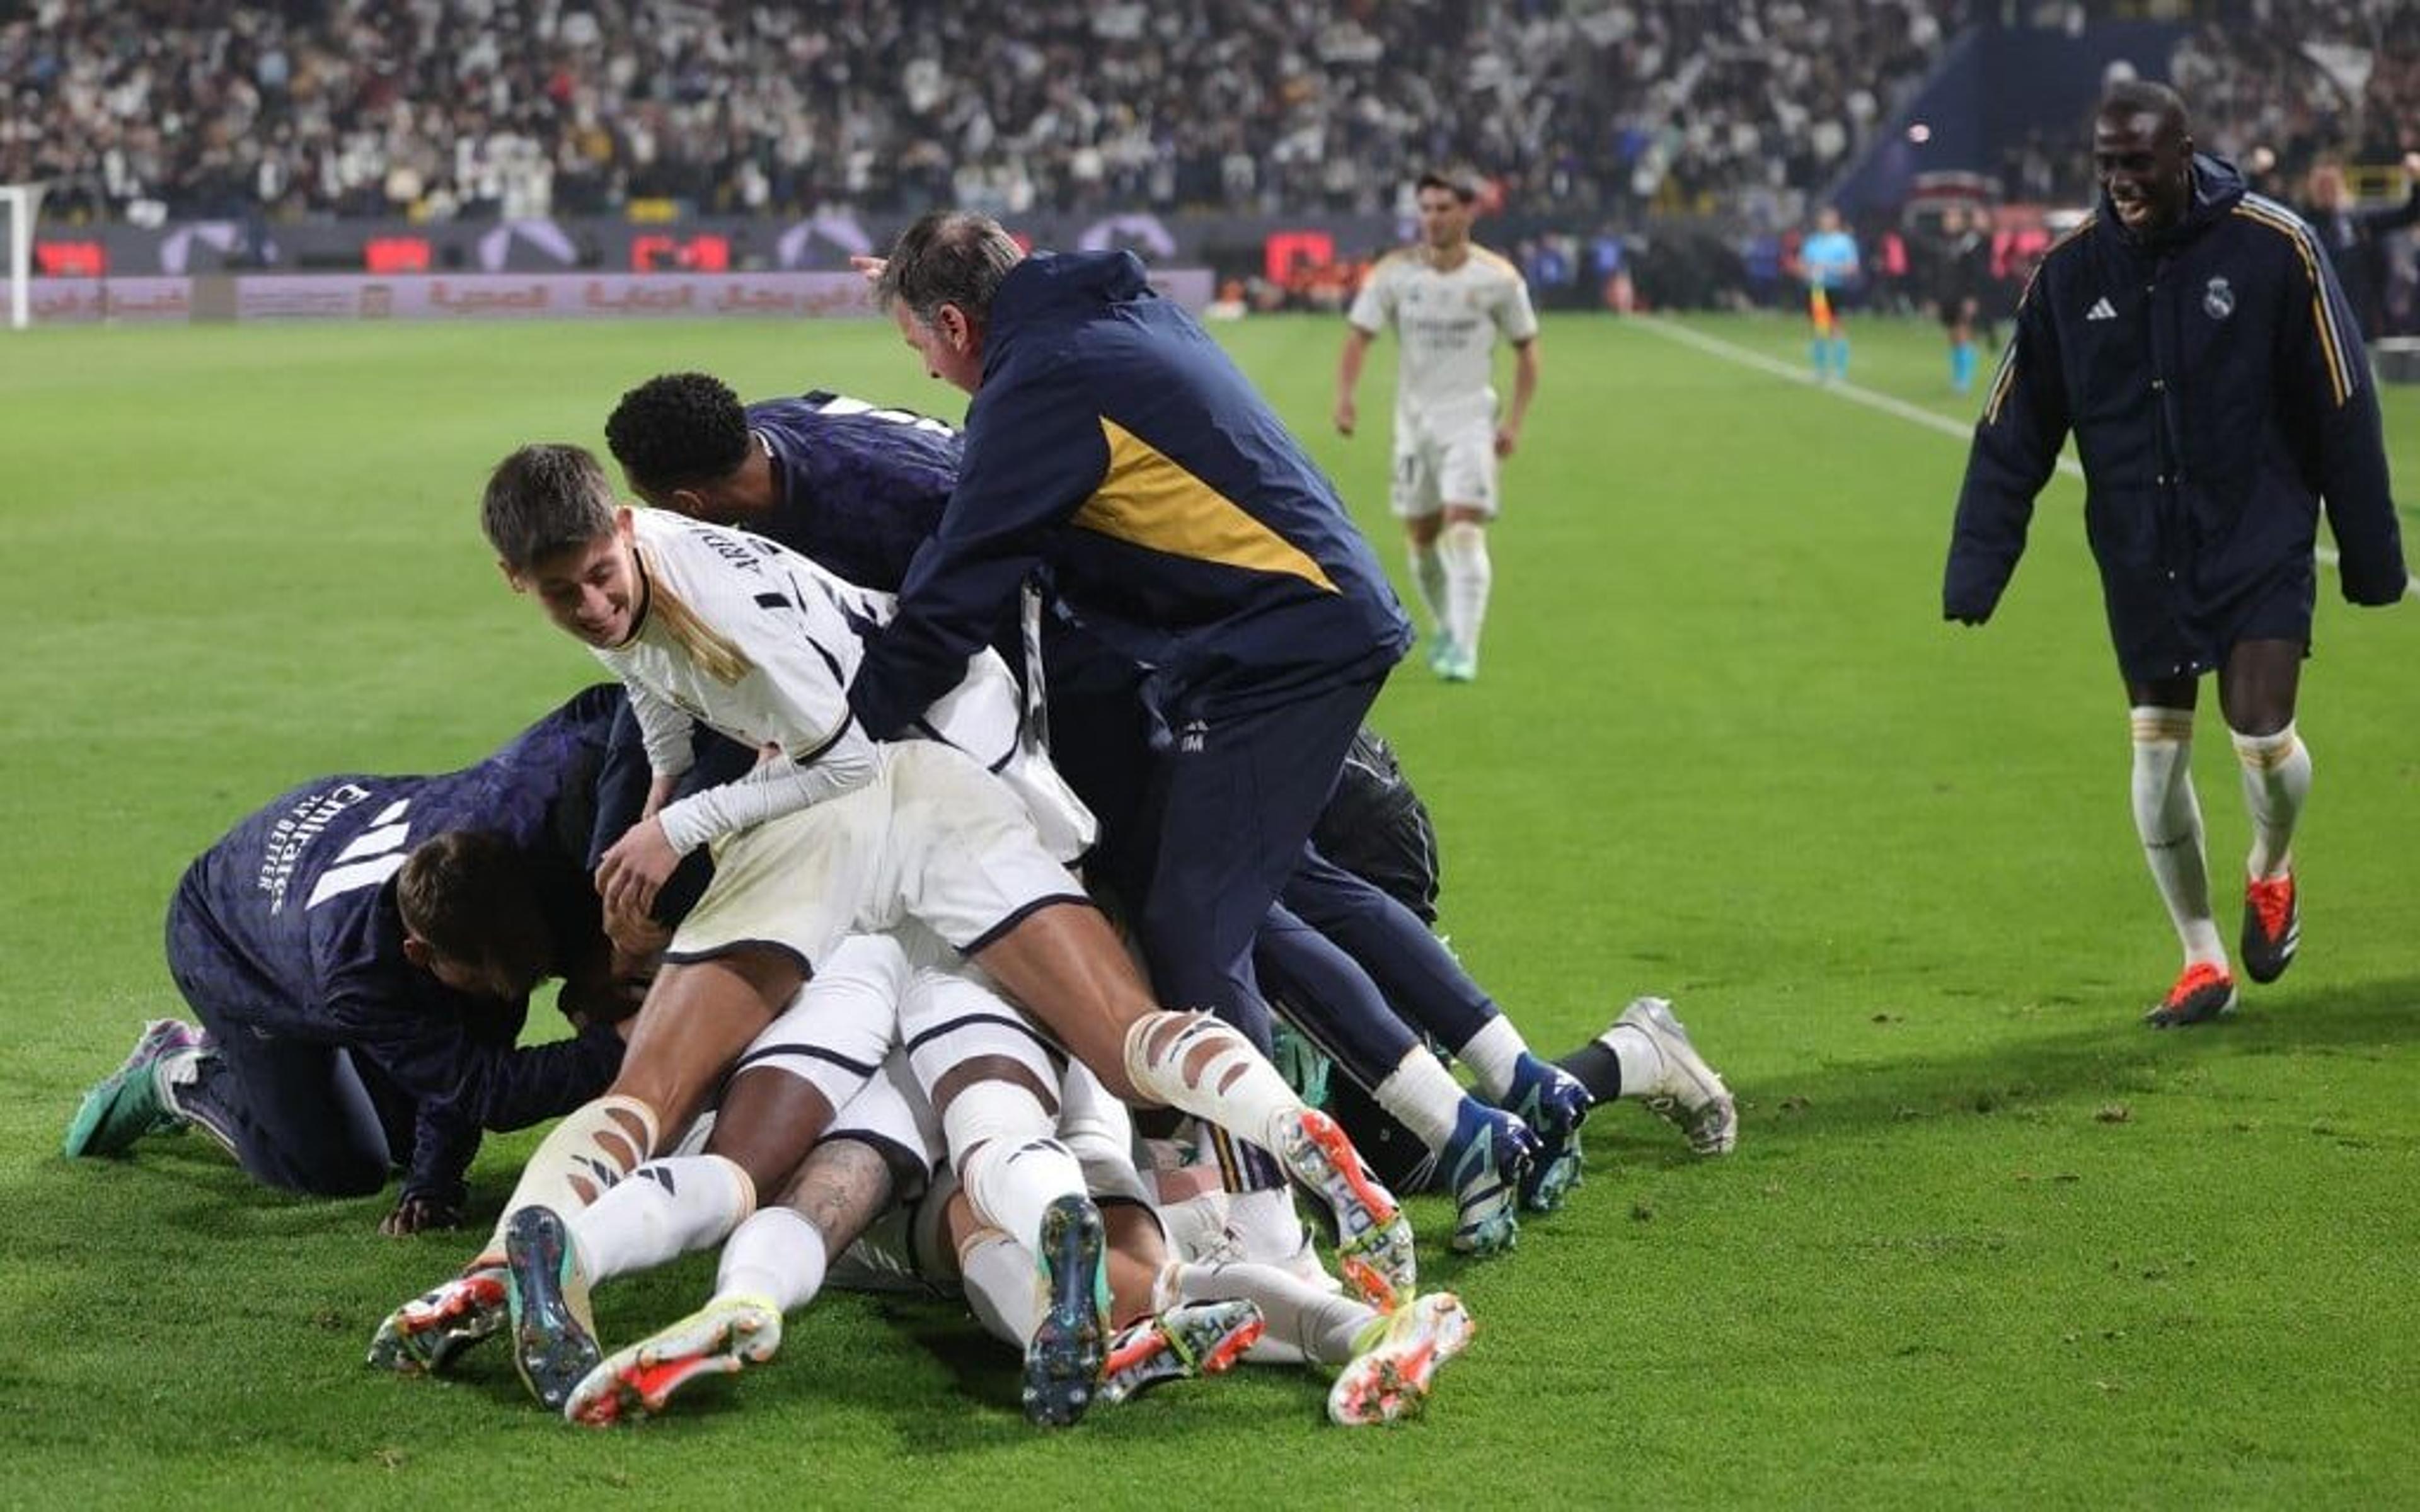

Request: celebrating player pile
left=66, top=200, right=1741, bottom=1431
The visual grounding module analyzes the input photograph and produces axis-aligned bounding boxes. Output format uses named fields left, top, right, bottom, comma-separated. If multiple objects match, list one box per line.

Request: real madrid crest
left=2203, top=275, right=2235, bottom=321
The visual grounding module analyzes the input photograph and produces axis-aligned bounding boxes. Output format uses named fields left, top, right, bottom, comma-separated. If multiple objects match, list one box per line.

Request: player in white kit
left=1335, top=170, right=1541, bottom=683
left=371, top=445, right=1415, bottom=1425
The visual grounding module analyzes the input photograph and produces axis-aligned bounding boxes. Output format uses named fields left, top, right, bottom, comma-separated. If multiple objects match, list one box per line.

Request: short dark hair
left=396, top=830, right=553, bottom=990
left=482, top=443, right=617, bottom=572
left=1416, top=170, right=1479, bottom=204
left=606, top=372, right=752, bottom=494
left=874, top=210, right=1025, bottom=329
left=2097, top=79, right=2191, bottom=138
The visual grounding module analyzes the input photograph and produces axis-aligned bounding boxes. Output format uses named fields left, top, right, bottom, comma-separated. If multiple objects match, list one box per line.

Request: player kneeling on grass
left=63, top=687, right=644, bottom=1234
left=371, top=447, right=1414, bottom=1392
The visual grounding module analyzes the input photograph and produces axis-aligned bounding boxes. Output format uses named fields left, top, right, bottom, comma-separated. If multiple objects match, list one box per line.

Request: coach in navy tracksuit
left=1944, top=83, right=2406, bottom=1028
left=850, top=215, right=1413, bottom=1209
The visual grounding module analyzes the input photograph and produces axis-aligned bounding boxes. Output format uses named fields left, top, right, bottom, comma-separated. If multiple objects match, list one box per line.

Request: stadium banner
left=0, top=268, right=1216, bottom=324
left=16, top=210, right=1398, bottom=278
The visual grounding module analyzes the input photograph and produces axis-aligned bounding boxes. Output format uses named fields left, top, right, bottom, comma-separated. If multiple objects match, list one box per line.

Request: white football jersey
left=599, top=508, right=1094, bottom=861
left=1347, top=246, right=1539, bottom=419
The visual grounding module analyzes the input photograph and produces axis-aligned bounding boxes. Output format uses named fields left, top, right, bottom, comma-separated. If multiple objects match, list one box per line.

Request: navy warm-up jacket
left=1944, top=155, right=2407, bottom=680
left=849, top=250, right=1410, bottom=740
left=173, top=688, right=628, bottom=1205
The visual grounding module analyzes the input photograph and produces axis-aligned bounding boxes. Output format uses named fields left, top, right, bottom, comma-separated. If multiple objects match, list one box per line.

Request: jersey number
left=305, top=799, right=413, bottom=910
left=809, top=392, right=957, bottom=437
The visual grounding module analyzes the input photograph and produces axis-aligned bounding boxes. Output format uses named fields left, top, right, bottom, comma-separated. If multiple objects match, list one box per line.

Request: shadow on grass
left=1729, top=974, right=2420, bottom=1142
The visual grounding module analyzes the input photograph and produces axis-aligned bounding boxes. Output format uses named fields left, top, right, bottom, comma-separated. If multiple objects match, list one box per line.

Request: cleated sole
left=1328, top=1293, right=1477, bottom=1427
left=567, top=1298, right=780, bottom=1426
left=1524, top=1130, right=1586, bottom=1213
left=2143, top=988, right=2238, bottom=1028
left=1022, top=1195, right=1109, bottom=1428
left=504, top=1206, right=601, bottom=1412
left=1099, top=1300, right=1265, bottom=1405
left=1511, top=1062, right=1591, bottom=1212
left=367, top=1269, right=507, bottom=1375
left=1288, top=1111, right=1415, bottom=1312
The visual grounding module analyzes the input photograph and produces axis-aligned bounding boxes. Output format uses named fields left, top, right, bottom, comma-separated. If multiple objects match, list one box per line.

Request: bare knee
left=705, top=1067, right=836, bottom=1194
left=611, top=951, right=797, bottom=1130
left=933, top=1055, right=1059, bottom=1118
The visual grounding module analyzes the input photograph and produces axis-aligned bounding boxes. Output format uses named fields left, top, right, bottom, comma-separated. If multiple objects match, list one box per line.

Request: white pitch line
left=1634, top=312, right=2083, bottom=475
left=1630, top=314, right=2408, bottom=593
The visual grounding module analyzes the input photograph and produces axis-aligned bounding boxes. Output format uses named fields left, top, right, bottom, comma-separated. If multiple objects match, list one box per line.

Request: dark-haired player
left=374, top=444, right=1415, bottom=1425
left=1945, top=81, right=2407, bottom=1026
left=611, top=369, right=1562, bottom=1262
left=1335, top=169, right=1541, bottom=683
left=606, top=371, right=956, bottom=595
left=63, top=687, right=646, bottom=1235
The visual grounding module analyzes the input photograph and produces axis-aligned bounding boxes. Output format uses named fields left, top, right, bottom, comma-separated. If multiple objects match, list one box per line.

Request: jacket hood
left=2104, top=152, right=2245, bottom=247
left=988, top=250, right=1150, bottom=355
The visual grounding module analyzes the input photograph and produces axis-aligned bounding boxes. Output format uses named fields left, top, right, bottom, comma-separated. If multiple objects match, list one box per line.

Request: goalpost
left=2, top=183, right=46, bottom=330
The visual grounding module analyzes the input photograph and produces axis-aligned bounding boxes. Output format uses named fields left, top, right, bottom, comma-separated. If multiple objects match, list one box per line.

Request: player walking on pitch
left=1944, top=82, right=2407, bottom=1027
left=1336, top=170, right=1541, bottom=684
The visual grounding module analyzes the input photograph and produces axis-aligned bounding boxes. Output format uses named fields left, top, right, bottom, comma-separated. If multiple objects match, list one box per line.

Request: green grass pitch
left=0, top=309, right=2413, bottom=1508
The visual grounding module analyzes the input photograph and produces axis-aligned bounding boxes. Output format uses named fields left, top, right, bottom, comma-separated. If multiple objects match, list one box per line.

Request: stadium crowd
left=4, top=0, right=1949, bottom=224
left=5, top=1, right=2413, bottom=229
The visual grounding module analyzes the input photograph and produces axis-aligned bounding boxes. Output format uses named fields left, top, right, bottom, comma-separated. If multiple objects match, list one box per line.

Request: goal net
left=2, top=183, right=46, bottom=330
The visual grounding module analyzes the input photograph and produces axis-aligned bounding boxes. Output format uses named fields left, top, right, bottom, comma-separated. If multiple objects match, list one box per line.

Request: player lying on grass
left=543, top=1046, right=1470, bottom=1429
left=504, top=939, right=1269, bottom=1429
left=611, top=370, right=1586, bottom=1266
left=371, top=446, right=1415, bottom=1381
left=382, top=922, right=1468, bottom=1429
left=62, top=686, right=660, bottom=1235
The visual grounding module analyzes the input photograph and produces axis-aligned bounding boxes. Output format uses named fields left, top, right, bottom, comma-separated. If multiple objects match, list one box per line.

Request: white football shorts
left=1390, top=401, right=1501, bottom=519
left=721, top=933, right=906, bottom=1113
left=665, top=741, right=1093, bottom=973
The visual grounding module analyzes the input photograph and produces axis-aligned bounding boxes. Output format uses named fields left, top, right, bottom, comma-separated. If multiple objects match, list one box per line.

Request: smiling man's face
left=2094, top=106, right=2192, bottom=236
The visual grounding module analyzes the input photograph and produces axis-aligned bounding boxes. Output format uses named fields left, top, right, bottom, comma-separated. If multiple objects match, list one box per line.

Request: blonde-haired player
left=1335, top=170, right=1540, bottom=684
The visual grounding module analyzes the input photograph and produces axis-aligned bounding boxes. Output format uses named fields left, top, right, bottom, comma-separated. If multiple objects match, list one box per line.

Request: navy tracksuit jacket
left=1945, top=154, right=2407, bottom=680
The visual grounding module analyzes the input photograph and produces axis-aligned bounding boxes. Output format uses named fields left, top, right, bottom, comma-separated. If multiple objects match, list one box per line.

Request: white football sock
left=1371, top=1048, right=1463, bottom=1153
left=571, top=1153, right=756, bottom=1285
left=1154, top=1190, right=1233, bottom=1264
left=2130, top=707, right=2227, bottom=968
left=945, top=1077, right=1086, bottom=1254
left=714, top=1205, right=829, bottom=1314
left=1452, top=1015, right=1528, bottom=1104
left=1595, top=1023, right=1667, bottom=1099
left=478, top=1095, right=659, bottom=1265
left=1170, top=1259, right=1374, bottom=1368
left=1437, top=519, right=1492, bottom=658
left=959, top=1228, right=1044, bottom=1348
left=1122, top=1011, right=1309, bottom=1158
left=1408, top=542, right=1449, bottom=639
left=2231, top=723, right=2310, bottom=881
left=154, top=1046, right=204, bottom=1093
left=1224, top=1186, right=1308, bottom=1266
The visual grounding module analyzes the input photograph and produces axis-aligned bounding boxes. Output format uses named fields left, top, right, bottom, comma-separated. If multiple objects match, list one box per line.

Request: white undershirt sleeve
left=654, top=721, right=880, bottom=856
left=630, top=682, right=696, bottom=782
